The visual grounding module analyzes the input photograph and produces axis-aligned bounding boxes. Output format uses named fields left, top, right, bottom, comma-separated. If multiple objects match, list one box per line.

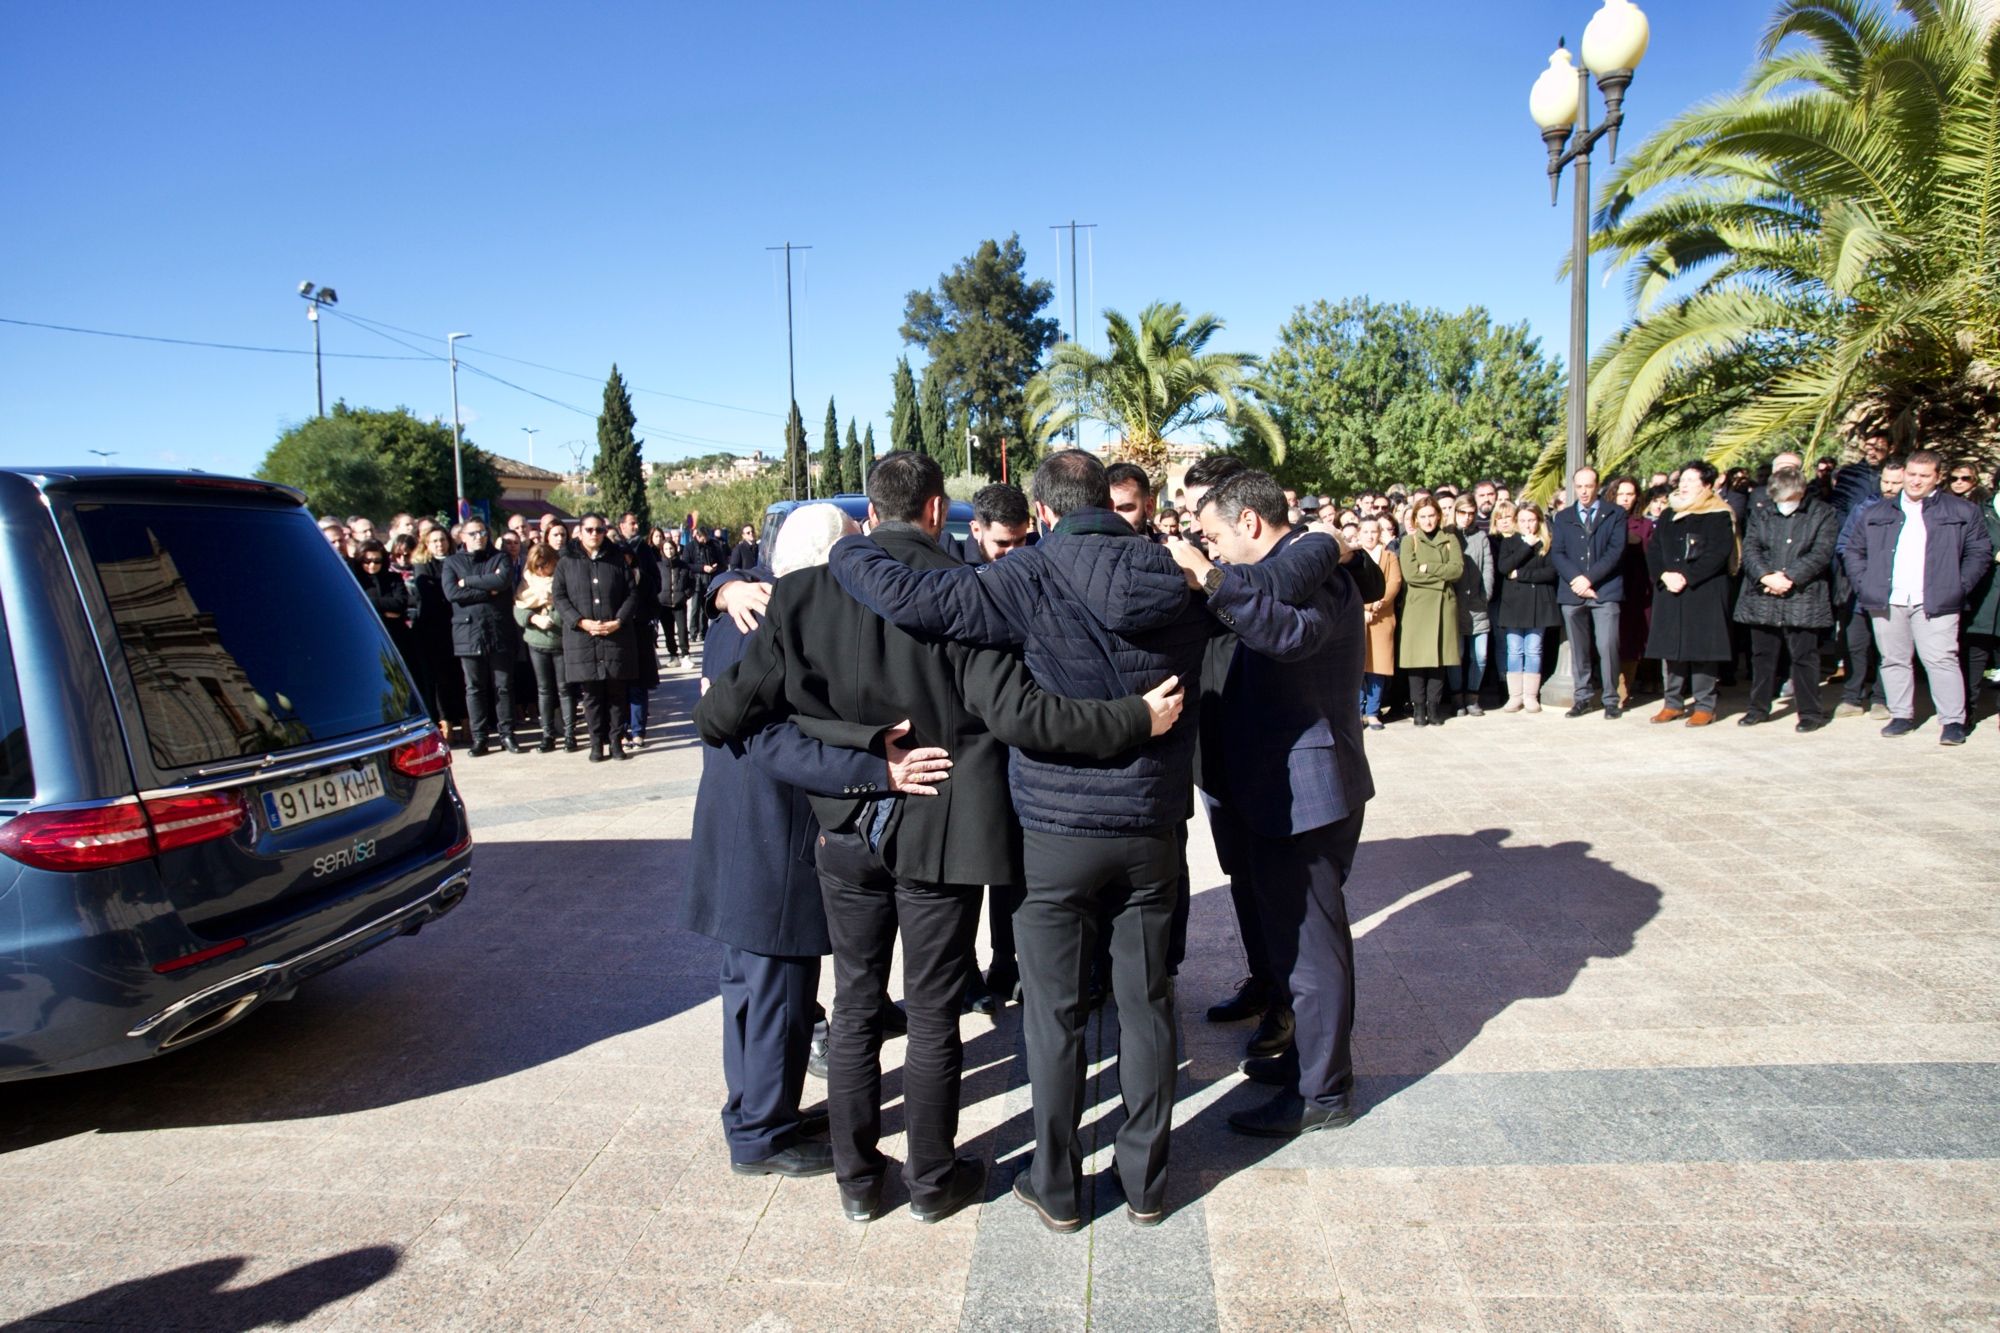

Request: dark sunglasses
left=581, top=525, right=605, bottom=533
left=1950, top=473, right=1977, bottom=483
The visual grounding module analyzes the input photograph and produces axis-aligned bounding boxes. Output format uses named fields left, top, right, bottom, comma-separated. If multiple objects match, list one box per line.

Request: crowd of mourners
left=320, top=506, right=761, bottom=761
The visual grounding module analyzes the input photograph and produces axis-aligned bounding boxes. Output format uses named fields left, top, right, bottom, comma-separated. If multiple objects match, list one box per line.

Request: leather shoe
left=1651, top=707, right=1686, bottom=724
left=807, top=1033, right=829, bottom=1080
left=1239, top=1051, right=1300, bottom=1087
left=911, top=1157, right=987, bottom=1224
left=962, top=979, right=999, bottom=1016
left=1245, top=1007, right=1295, bottom=1060
left=536, top=736, right=556, bottom=753
left=501, top=735, right=524, bottom=754
left=1738, top=712, right=1769, bottom=727
left=731, top=1141, right=836, bottom=1178
left=1603, top=703, right=1623, bottom=720
left=1206, top=977, right=1270, bottom=1023
left=612, top=739, right=631, bottom=760
left=1565, top=700, right=1599, bottom=718
left=984, top=968, right=1022, bottom=1004
left=563, top=733, right=579, bottom=753
left=1226, top=1092, right=1355, bottom=1138
left=1012, top=1171, right=1081, bottom=1234
left=1796, top=717, right=1829, bottom=733
left=1686, top=709, right=1716, bottom=727
left=841, top=1178, right=884, bottom=1223
left=468, top=740, right=489, bottom=758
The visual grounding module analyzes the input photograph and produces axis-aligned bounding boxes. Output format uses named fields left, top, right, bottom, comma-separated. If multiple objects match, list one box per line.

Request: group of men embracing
left=684, top=446, right=1377, bottom=1231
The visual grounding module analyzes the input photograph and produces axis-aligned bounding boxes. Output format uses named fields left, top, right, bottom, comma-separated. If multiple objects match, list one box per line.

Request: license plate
left=261, top=764, right=384, bottom=830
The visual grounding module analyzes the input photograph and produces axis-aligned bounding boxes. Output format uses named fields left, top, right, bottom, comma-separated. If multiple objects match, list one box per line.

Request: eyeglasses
left=581, top=525, right=604, bottom=533
left=1950, top=474, right=1977, bottom=483
left=360, top=557, right=385, bottom=565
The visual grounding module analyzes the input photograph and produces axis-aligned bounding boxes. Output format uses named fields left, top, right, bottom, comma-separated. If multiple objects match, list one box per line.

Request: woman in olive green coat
left=1398, top=495, right=1465, bottom=727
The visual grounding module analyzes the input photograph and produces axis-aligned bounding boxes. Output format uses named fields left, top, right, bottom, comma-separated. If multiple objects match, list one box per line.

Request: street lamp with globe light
left=1530, top=0, right=1650, bottom=489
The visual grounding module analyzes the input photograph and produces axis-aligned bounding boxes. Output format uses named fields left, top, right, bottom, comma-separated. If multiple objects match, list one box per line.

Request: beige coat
left=1363, top=548, right=1402, bottom=675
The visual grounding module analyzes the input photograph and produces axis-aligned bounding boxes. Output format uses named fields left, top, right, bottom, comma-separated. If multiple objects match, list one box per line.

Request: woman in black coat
left=551, top=514, right=641, bottom=761
left=1646, top=461, right=1739, bottom=725
left=354, top=539, right=417, bottom=674
left=621, top=538, right=663, bottom=748
left=1734, top=467, right=1837, bottom=731
left=1491, top=501, right=1561, bottom=713
left=659, top=534, right=695, bottom=668
left=410, top=528, right=466, bottom=735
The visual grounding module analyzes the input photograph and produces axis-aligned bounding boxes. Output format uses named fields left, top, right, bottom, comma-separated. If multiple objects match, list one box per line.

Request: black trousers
left=1249, top=809, right=1366, bottom=1109
left=663, top=601, right=691, bottom=659
left=527, top=648, right=570, bottom=739
left=1962, top=630, right=1997, bottom=715
left=1409, top=669, right=1447, bottom=722
left=1017, top=826, right=1178, bottom=1220
left=574, top=678, right=627, bottom=747
left=1841, top=601, right=1885, bottom=706
left=815, top=828, right=981, bottom=1207
left=718, top=946, right=820, bottom=1164
left=1748, top=625, right=1826, bottom=722
left=985, top=882, right=1024, bottom=983
left=458, top=650, right=515, bottom=740
left=1209, top=799, right=1279, bottom=997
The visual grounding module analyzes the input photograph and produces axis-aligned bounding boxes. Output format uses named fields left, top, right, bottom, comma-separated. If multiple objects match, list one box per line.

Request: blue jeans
left=1446, top=631, right=1490, bottom=694
left=1359, top=673, right=1390, bottom=718
left=1505, top=629, right=1546, bottom=674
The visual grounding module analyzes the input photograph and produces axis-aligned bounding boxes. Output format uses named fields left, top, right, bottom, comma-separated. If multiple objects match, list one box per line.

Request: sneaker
left=1940, top=722, right=1968, bottom=746
left=1868, top=703, right=1892, bottom=720
left=1834, top=701, right=1867, bottom=718
left=1880, top=717, right=1919, bottom=738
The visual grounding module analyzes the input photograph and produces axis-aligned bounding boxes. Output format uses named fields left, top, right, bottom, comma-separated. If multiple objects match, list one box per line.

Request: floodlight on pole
left=448, top=332, right=471, bottom=521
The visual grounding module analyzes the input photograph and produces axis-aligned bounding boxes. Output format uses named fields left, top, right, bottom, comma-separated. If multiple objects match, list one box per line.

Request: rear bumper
left=0, top=848, right=472, bottom=1083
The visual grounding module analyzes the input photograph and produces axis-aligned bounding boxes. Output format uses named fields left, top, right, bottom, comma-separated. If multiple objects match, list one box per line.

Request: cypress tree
left=919, top=363, right=950, bottom=468
left=594, top=363, right=648, bottom=526
left=860, top=424, right=876, bottom=485
left=890, top=357, right=921, bottom=454
left=782, top=400, right=808, bottom=499
left=843, top=419, right=863, bottom=495
left=820, top=396, right=844, bottom=494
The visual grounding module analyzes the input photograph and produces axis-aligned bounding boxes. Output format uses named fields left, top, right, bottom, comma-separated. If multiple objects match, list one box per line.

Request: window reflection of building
left=93, top=535, right=300, bottom=767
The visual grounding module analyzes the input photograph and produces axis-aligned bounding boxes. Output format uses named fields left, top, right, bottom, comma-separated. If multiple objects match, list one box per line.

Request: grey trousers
left=1662, top=661, right=1720, bottom=713
left=1562, top=601, right=1622, bottom=705
left=1871, top=606, right=1965, bottom=726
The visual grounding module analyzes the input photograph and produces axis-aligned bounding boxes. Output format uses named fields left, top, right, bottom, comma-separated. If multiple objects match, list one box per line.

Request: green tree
left=843, top=419, right=863, bottom=494
left=901, top=234, right=1061, bottom=477
left=819, top=396, right=845, bottom=494
left=889, top=357, right=921, bottom=454
left=1255, top=297, right=1563, bottom=494
left=860, top=423, right=876, bottom=484
left=594, top=364, right=648, bottom=525
left=258, top=402, right=500, bottom=519
left=1027, top=302, right=1281, bottom=478
left=1539, top=0, right=2000, bottom=494
left=918, top=364, right=951, bottom=467
left=782, top=399, right=809, bottom=499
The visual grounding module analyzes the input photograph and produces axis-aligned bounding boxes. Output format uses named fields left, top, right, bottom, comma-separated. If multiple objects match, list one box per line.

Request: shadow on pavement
left=0, top=838, right=714, bottom=1152
left=13, top=1247, right=398, bottom=1330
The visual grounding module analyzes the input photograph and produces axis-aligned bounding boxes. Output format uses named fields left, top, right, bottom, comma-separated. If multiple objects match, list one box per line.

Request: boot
left=1464, top=689, right=1483, bottom=718
left=1523, top=674, right=1543, bottom=713
left=1502, top=673, right=1526, bottom=713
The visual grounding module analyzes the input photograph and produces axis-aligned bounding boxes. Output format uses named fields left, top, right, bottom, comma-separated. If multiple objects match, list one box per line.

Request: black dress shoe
left=841, top=1178, right=884, bottom=1223
left=612, top=739, right=630, bottom=760
left=1565, top=700, right=1599, bottom=718
left=563, top=733, right=579, bottom=753
left=1796, top=716, right=1829, bottom=733
left=1603, top=703, right=1623, bottom=720
left=1011, top=1171, right=1081, bottom=1234
left=588, top=744, right=607, bottom=763
left=468, top=740, right=489, bottom=758
left=911, top=1157, right=987, bottom=1224
left=536, top=736, right=555, bottom=753
left=963, top=979, right=999, bottom=1016
left=807, top=1033, right=829, bottom=1080
left=1245, top=1007, right=1295, bottom=1060
left=1238, top=1051, right=1300, bottom=1087
left=1226, top=1092, right=1355, bottom=1138
left=730, top=1141, right=836, bottom=1177
left=984, top=968, right=1021, bottom=1003
left=1738, top=712, right=1770, bottom=727
left=501, top=735, right=524, bottom=754
left=1206, top=977, right=1270, bottom=1024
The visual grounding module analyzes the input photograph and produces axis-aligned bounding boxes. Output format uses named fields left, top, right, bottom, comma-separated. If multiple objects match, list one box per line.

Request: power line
left=0, top=315, right=432, bottom=360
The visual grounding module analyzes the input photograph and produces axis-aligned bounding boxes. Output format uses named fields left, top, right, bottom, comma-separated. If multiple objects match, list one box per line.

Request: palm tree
left=1026, top=301, right=1282, bottom=476
left=1530, top=0, right=2000, bottom=494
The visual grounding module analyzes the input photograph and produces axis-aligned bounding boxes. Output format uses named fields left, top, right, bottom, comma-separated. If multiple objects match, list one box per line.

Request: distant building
left=484, top=453, right=573, bottom=522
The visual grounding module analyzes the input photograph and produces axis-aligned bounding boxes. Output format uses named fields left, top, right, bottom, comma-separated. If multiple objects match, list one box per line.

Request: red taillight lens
left=0, top=803, right=152, bottom=871
left=153, top=937, right=248, bottom=974
left=0, top=790, right=247, bottom=871
left=145, top=791, right=248, bottom=852
left=391, top=731, right=452, bottom=778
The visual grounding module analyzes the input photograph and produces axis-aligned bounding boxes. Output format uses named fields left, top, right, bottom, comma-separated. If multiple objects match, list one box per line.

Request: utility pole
left=1048, top=222, right=1095, bottom=444
left=448, top=332, right=470, bottom=521
left=298, top=282, right=337, bottom=416
left=767, top=241, right=812, bottom=500
left=521, top=426, right=539, bottom=468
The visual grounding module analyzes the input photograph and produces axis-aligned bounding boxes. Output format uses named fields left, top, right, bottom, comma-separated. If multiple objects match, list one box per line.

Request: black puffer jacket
left=442, top=549, right=517, bottom=656
left=1734, top=496, right=1837, bottom=630
left=659, top=549, right=694, bottom=607
left=829, top=509, right=1340, bottom=836
left=1492, top=535, right=1560, bottom=630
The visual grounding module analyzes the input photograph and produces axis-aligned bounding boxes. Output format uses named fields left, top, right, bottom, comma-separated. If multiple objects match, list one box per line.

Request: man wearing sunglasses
left=443, top=519, right=522, bottom=756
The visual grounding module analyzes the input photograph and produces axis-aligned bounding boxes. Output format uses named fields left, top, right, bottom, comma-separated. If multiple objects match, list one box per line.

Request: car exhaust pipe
left=156, top=993, right=260, bottom=1051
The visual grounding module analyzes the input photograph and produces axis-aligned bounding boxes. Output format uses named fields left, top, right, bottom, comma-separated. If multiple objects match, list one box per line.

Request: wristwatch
left=1201, top=566, right=1226, bottom=598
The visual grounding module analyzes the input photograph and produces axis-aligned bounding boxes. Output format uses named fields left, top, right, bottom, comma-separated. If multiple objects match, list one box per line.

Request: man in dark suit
left=1548, top=465, right=1629, bottom=718
left=684, top=590, right=902, bottom=1180
left=825, top=449, right=1343, bottom=1230
left=728, top=524, right=760, bottom=571
left=1174, top=470, right=1374, bottom=1135
left=696, top=454, right=1181, bottom=1225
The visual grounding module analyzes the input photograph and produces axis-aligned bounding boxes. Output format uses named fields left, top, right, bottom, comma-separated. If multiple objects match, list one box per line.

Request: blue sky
left=1, top=1, right=1773, bottom=478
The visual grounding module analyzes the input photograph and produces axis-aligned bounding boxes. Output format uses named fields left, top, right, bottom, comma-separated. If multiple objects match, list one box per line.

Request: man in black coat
left=696, top=455, right=1179, bottom=1225
left=551, top=513, right=640, bottom=761
left=442, top=518, right=520, bottom=756
left=728, top=524, right=760, bottom=571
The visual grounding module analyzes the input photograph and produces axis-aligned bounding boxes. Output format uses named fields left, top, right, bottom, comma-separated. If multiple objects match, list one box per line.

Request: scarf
left=515, top=568, right=554, bottom=612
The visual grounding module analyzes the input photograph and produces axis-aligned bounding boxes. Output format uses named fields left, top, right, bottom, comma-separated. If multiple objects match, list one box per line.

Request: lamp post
left=521, top=426, right=539, bottom=467
left=1530, top=0, right=1650, bottom=489
left=297, top=282, right=338, bottom=416
left=448, top=332, right=470, bottom=522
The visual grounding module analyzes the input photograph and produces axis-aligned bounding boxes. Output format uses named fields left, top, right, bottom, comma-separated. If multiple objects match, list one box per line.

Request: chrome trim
left=178, top=720, right=434, bottom=787
left=126, top=867, right=471, bottom=1039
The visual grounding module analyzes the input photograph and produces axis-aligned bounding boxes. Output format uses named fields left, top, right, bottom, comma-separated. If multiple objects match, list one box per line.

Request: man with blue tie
left=1171, top=470, right=1375, bottom=1136
left=1549, top=466, right=1629, bottom=718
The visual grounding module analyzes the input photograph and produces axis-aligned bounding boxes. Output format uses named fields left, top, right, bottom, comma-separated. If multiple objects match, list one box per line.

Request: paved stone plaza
left=3, top=662, right=1997, bottom=1331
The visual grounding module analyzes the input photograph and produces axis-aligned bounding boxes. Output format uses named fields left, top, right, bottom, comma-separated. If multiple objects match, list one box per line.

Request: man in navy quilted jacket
left=827, top=449, right=1342, bottom=1231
